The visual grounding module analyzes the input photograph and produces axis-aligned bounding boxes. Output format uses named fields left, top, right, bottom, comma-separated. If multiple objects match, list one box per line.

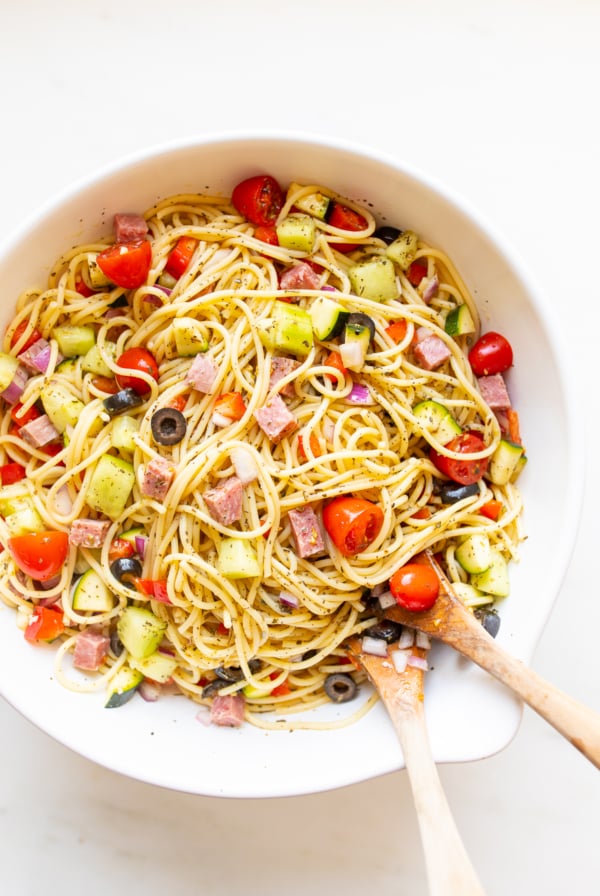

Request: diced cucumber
left=72, top=568, right=115, bottom=612
left=86, top=454, right=135, bottom=520
left=413, top=400, right=462, bottom=444
left=309, top=296, right=349, bottom=340
left=257, top=301, right=314, bottom=357
left=276, top=214, right=317, bottom=253
left=0, top=481, right=31, bottom=516
left=40, top=381, right=85, bottom=433
left=110, top=415, right=140, bottom=454
left=105, top=665, right=144, bottom=708
left=88, top=253, right=112, bottom=290
left=455, top=534, right=492, bottom=574
left=53, top=325, right=96, bottom=358
left=451, top=582, right=492, bottom=608
left=81, top=341, right=118, bottom=376
left=471, top=548, right=510, bottom=598
left=488, top=439, right=525, bottom=486
left=119, top=526, right=146, bottom=547
left=348, top=257, right=399, bottom=302
left=130, top=651, right=177, bottom=683
left=56, top=358, right=78, bottom=374
left=173, top=317, right=209, bottom=356
left=445, top=304, right=475, bottom=336
left=0, top=352, right=20, bottom=392
left=217, top=537, right=260, bottom=579
left=117, top=606, right=167, bottom=660
left=287, top=183, right=330, bottom=220
left=386, top=230, right=419, bottom=270
left=4, top=503, right=45, bottom=536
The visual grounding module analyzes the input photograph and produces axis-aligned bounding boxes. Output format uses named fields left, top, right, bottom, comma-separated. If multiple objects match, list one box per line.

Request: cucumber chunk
left=53, top=325, right=96, bottom=358
left=386, top=230, right=418, bottom=270
left=445, top=304, right=475, bottom=336
left=455, top=534, right=492, bottom=574
left=117, top=606, right=167, bottom=660
left=173, top=317, right=209, bottom=356
left=413, top=399, right=462, bottom=444
left=40, top=381, right=85, bottom=433
left=105, top=665, right=144, bottom=708
left=130, top=651, right=177, bottom=683
left=276, top=214, right=317, bottom=253
left=217, top=538, right=260, bottom=578
left=86, top=454, right=135, bottom=520
left=309, top=296, right=349, bottom=340
left=72, top=568, right=115, bottom=612
left=110, top=415, right=140, bottom=454
left=488, top=439, right=525, bottom=486
left=81, top=341, right=118, bottom=376
left=348, top=257, right=399, bottom=302
left=451, top=582, right=492, bottom=608
left=257, top=301, right=314, bottom=357
left=471, top=548, right=510, bottom=597
left=4, top=502, right=45, bottom=536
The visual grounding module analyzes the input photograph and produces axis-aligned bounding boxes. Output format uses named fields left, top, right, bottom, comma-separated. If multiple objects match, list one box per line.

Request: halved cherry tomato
left=10, top=402, right=41, bottom=427
left=322, top=495, right=384, bottom=557
left=385, top=320, right=408, bottom=344
left=479, top=499, right=503, bottom=521
left=326, top=202, right=368, bottom=253
left=430, top=432, right=489, bottom=485
left=96, top=240, right=152, bottom=289
left=115, top=347, right=159, bottom=395
left=213, top=391, right=246, bottom=422
left=232, top=175, right=284, bottom=226
left=0, top=462, right=26, bottom=485
left=10, top=319, right=43, bottom=353
left=410, top=507, right=431, bottom=520
left=406, top=260, right=428, bottom=287
left=135, top=578, right=170, bottom=603
left=24, top=606, right=65, bottom=643
left=297, top=432, right=322, bottom=462
left=108, top=538, right=135, bottom=562
left=254, top=225, right=279, bottom=246
left=9, top=530, right=69, bottom=582
left=165, top=237, right=198, bottom=279
left=389, top=562, right=440, bottom=612
left=468, top=331, right=513, bottom=376
left=323, top=350, right=348, bottom=381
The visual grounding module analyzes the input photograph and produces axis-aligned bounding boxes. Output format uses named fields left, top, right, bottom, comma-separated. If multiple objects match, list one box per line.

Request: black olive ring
left=151, top=407, right=187, bottom=445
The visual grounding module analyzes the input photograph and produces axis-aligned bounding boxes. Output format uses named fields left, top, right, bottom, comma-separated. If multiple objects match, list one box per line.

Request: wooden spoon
left=382, top=551, right=600, bottom=769
left=348, top=635, right=486, bottom=895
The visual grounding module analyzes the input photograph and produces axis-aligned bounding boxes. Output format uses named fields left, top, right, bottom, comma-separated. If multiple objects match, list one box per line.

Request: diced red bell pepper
left=323, top=350, right=348, bottom=381
left=0, top=462, right=26, bottom=485
left=297, top=432, right=322, bottom=462
left=75, top=277, right=97, bottom=297
left=165, top=237, right=198, bottom=279
left=136, top=578, right=171, bottom=603
left=11, top=402, right=41, bottom=427
left=10, top=320, right=43, bottom=353
left=327, top=202, right=368, bottom=253
left=479, top=500, right=503, bottom=521
left=406, top=260, right=428, bottom=287
left=108, top=538, right=135, bottom=562
left=213, top=391, right=246, bottom=422
left=269, top=672, right=291, bottom=697
left=166, top=394, right=188, bottom=413
left=385, top=320, right=408, bottom=344
left=24, top=606, right=65, bottom=643
left=254, top=225, right=279, bottom=246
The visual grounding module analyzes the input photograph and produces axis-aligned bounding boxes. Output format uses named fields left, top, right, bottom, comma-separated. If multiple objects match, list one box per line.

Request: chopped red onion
left=378, top=590, right=396, bottom=610
left=19, top=338, right=56, bottom=374
left=1, top=364, right=29, bottom=405
left=230, top=446, right=259, bottom=484
left=52, top=485, right=73, bottom=516
left=278, top=590, right=300, bottom=608
left=422, top=275, right=439, bottom=304
left=398, top=627, right=416, bottom=649
left=361, top=635, right=388, bottom=657
left=347, top=382, right=371, bottom=404
left=407, top=654, right=429, bottom=671
left=134, top=535, right=147, bottom=558
left=139, top=680, right=162, bottom=702
left=415, top=631, right=431, bottom=650
left=104, top=307, right=124, bottom=320
left=391, top=649, right=409, bottom=674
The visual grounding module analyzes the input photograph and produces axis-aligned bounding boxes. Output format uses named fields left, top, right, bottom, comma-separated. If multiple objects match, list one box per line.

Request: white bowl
left=0, top=134, right=583, bottom=797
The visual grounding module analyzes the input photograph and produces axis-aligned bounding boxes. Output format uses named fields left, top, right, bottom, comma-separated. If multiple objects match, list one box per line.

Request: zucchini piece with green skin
left=53, top=325, right=96, bottom=358
left=386, top=230, right=419, bottom=270
left=451, top=582, right=492, bottom=608
left=110, top=415, right=140, bottom=454
left=455, top=533, right=492, bottom=574
left=117, top=606, right=167, bottom=660
left=309, top=296, right=349, bottom=340
left=0, top=352, right=21, bottom=391
left=40, top=381, right=85, bottom=433
left=118, top=526, right=146, bottom=547
left=218, top=537, right=260, bottom=578
left=413, top=399, right=462, bottom=445
left=348, top=257, right=399, bottom=302
left=81, top=341, right=118, bottom=376
left=105, top=665, right=144, bottom=708
left=445, top=304, right=476, bottom=337
left=276, top=214, right=317, bottom=253
left=256, top=301, right=314, bottom=357
left=286, top=183, right=330, bottom=220
left=0, top=481, right=32, bottom=516
left=488, top=439, right=525, bottom=486
left=471, top=548, right=510, bottom=598
left=173, top=317, right=209, bottom=356
left=72, top=568, right=115, bottom=612
left=130, top=651, right=177, bottom=683
left=86, top=454, right=135, bottom=520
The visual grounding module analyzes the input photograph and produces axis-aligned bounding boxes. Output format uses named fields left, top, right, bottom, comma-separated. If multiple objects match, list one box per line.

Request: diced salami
left=69, top=519, right=111, bottom=548
left=268, top=356, right=301, bottom=397
left=203, top=475, right=243, bottom=525
left=288, top=506, right=325, bottom=558
left=254, top=394, right=298, bottom=443
left=413, top=335, right=451, bottom=370
left=210, top=693, right=245, bottom=727
left=114, top=213, right=148, bottom=243
left=73, top=629, right=110, bottom=671
left=477, top=373, right=512, bottom=410
left=279, top=261, right=321, bottom=290
left=141, top=456, right=175, bottom=501
left=19, top=413, right=60, bottom=448
left=185, top=354, right=218, bottom=393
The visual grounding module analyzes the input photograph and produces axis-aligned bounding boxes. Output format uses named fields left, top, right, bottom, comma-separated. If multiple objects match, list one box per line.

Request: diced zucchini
left=130, top=651, right=177, bottom=683
left=217, top=537, right=260, bottom=579
left=309, top=296, right=349, bottom=341
left=72, top=568, right=115, bottom=612
left=276, top=214, right=317, bottom=253
left=119, top=526, right=146, bottom=547
left=53, top=325, right=96, bottom=358
left=412, top=399, right=462, bottom=445
left=488, top=439, right=525, bottom=486
left=86, top=454, right=135, bottom=520
left=0, top=353, right=20, bottom=392
left=105, top=664, right=144, bottom=708
left=0, top=481, right=31, bottom=516
left=56, top=358, right=78, bottom=374
left=40, top=381, right=85, bottom=433
left=386, top=230, right=419, bottom=270
left=471, top=548, right=510, bottom=597
left=445, top=304, right=475, bottom=337
left=286, top=183, right=330, bottom=220
left=455, top=534, right=492, bottom=574
left=117, top=606, right=167, bottom=660
left=348, top=257, right=399, bottom=302
left=110, top=415, right=140, bottom=454
left=451, top=582, right=492, bottom=608
left=173, top=317, right=209, bottom=356
left=88, top=253, right=112, bottom=290
left=256, top=301, right=314, bottom=357
left=81, top=341, right=118, bottom=376
left=340, top=320, right=372, bottom=372
left=4, top=502, right=45, bottom=536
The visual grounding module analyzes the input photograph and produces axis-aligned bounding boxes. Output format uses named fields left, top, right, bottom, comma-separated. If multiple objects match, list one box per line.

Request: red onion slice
left=347, top=382, right=371, bottom=404
left=407, top=654, right=429, bottom=671
left=138, top=680, right=162, bottom=702
left=1, top=364, right=29, bottom=405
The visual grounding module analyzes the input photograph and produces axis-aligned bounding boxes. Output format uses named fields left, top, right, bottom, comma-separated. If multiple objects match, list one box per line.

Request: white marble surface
left=1, top=2, right=599, bottom=893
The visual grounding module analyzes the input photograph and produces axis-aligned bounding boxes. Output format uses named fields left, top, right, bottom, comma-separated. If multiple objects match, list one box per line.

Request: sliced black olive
left=346, top=311, right=376, bottom=341
left=475, top=607, right=501, bottom=638
left=151, top=407, right=187, bottom=446
left=324, top=672, right=358, bottom=704
left=436, top=481, right=480, bottom=504
left=110, top=629, right=124, bottom=656
left=202, top=679, right=228, bottom=698
left=363, top=619, right=404, bottom=644
left=103, top=387, right=143, bottom=416
left=214, top=658, right=262, bottom=682
left=110, top=556, right=143, bottom=588
left=374, top=225, right=403, bottom=245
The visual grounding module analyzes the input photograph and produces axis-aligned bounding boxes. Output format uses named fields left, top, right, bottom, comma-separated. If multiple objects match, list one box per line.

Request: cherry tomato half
left=115, top=347, right=159, bottom=395
left=231, top=175, right=284, bottom=226
left=165, top=237, right=198, bottom=279
left=322, top=496, right=384, bottom=557
left=97, top=239, right=152, bottom=289
left=389, top=562, right=440, bottom=612
left=24, top=606, right=65, bottom=643
left=468, top=331, right=513, bottom=376
left=430, top=432, right=489, bottom=485
left=8, top=530, right=69, bottom=582
left=326, top=202, right=369, bottom=253
left=10, top=319, right=43, bottom=353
